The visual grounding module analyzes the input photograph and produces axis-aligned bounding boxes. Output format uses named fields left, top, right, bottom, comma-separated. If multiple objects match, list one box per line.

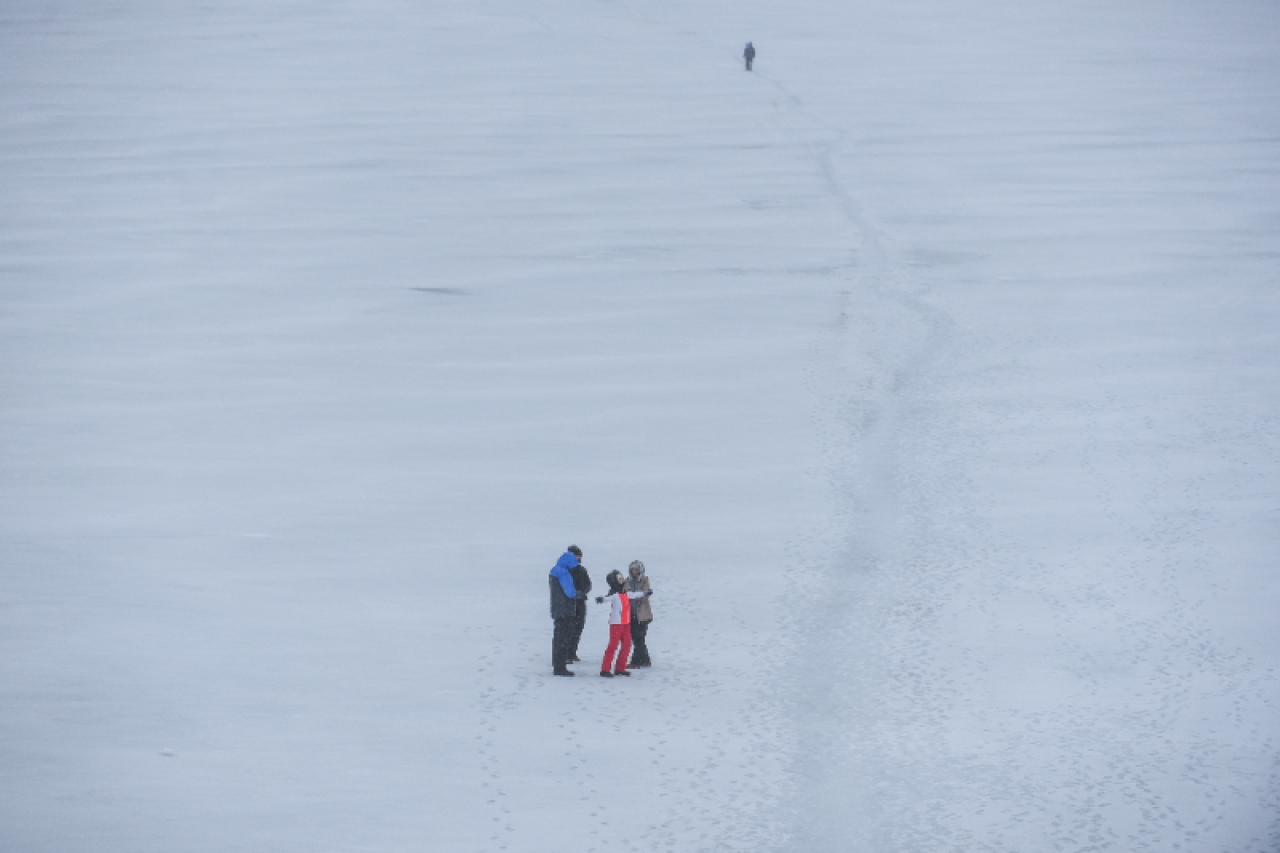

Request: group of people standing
left=548, top=545, right=654, bottom=678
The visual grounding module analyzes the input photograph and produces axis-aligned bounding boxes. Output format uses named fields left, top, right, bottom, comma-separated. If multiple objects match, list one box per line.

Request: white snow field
left=3, top=0, right=1279, bottom=850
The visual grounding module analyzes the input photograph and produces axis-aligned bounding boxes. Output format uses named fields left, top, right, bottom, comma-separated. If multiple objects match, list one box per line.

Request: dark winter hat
left=607, top=570, right=626, bottom=592
left=567, top=545, right=582, bottom=557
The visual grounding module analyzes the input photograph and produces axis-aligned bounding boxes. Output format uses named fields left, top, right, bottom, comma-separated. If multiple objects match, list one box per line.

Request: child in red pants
left=596, top=570, right=654, bottom=677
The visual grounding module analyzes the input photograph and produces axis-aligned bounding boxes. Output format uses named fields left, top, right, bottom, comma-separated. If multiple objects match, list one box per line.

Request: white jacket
left=601, top=590, right=649, bottom=625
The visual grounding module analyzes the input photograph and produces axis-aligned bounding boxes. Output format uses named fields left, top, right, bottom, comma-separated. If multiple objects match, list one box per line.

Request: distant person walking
left=744, top=42, right=755, bottom=71
left=549, top=545, right=582, bottom=677
left=626, top=560, right=654, bottom=667
left=596, top=570, right=653, bottom=677
left=567, top=556, right=593, bottom=665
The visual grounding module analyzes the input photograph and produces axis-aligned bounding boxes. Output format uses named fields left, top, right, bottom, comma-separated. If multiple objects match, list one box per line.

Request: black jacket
left=569, top=564, right=592, bottom=600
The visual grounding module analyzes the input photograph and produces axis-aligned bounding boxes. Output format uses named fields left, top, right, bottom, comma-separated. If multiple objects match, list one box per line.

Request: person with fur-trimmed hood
left=625, top=560, right=654, bottom=667
left=595, top=570, right=653, bottom=677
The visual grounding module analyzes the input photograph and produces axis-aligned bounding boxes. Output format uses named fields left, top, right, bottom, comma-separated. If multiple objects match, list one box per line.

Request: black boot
left=554, top=669, right=575, bottom=677
left=599, top=671, right=614, bottom=677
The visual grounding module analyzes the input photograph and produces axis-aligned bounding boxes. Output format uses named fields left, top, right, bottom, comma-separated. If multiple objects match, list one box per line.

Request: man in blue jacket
left=549, top=545, right=581, bottom=676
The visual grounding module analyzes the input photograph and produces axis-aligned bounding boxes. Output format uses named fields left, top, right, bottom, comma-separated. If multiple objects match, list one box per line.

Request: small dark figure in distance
left=744, top=42, right=755, bottom=71
left=596, top=570, right=653, bottom=677
left=549, top=545, right=582, bottom=676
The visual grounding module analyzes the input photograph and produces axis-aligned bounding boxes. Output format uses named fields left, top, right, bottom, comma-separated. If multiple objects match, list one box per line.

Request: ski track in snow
left=730, top=5, right=1280, bottom=851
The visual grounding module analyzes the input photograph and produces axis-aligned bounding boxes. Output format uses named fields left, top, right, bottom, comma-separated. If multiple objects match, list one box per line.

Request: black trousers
left=552, top=616, right=574, bottom=672
left=629, top=619, right=651, bottom=665
left=569, top=600, right=587, bottom=659
left=745, top=58, right=753, bottom=71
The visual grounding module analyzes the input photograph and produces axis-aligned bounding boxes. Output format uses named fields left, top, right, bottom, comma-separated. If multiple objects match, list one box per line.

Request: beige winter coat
left=627, top=574, right=653, bottom=622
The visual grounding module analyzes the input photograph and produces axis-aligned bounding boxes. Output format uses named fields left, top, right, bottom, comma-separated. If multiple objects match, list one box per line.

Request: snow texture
left=2, top=0, right=1279, bottom=851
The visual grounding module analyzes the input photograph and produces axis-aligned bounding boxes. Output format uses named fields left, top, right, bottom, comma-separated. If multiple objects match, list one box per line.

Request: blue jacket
left=548, top=551, right=579, bottom=619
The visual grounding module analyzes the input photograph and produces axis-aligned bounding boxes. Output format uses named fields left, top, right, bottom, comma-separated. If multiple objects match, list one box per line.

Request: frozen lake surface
left=2, top=0, right=1279, bottom=850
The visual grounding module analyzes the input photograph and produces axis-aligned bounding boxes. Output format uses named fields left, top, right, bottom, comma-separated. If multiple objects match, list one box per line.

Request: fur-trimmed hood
left=625, top=561, right=653, bottom=622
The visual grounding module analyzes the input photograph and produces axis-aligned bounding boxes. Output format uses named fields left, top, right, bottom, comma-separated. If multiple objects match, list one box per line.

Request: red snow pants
left=602, top=623, right=632, bottom=674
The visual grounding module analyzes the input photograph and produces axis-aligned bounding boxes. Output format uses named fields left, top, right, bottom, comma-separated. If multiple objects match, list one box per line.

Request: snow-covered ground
left=2, top=0, right=1278, bottom=850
